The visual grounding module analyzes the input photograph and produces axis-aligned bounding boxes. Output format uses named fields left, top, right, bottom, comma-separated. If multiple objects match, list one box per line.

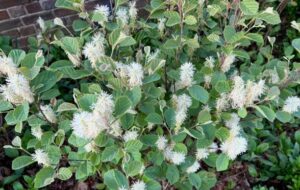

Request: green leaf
left=103, top=170, right=129, bottom=190
left=9, top=49, right=26, bottom=66
left=165, top=11, right=180, bottom=27
left=256, top=143, right=269, bottom=153
left=0, top=100, right=13, bottom=112
left=245, top=33, right=264, bottom=44
left=255, top=105, right=275, bottom=122
left=57, top=102, right=77, bottom=112
left=146, top=112, right=163, bottom=124
left=164, top=39, right=180, bottom=49
left=120, top=113, right=135, bottom=129
left=188, top=173, right=202, bottom=188
left=115, top=96, right=132, bottom=117
left=5, top=103, right=29, bottom=125
left=55, top=0, right=81, bottom=11
left=240, top=0, right=259, bottom=15
left=184, top=15, right=197, bottom=25
left=256, top=8, right=281, bottom=25
left=292, top=38, right=300, bottom=53
left=101, top=146, right=119, bottom=162
left=57, top=167, right=72, bottom=181
left=119, top=36, right=136, bottom=47
left=34, top=167, right=55, bottom=188
left=31, top=71, right=63, bottom=94
left=216, top=154, right=230, bottom=171
left=124, top=160, right=143, bottom=177
left=125, top=140, right=143, bottom=152
left=223, top=25, right=236, bottom=43
left=188, top=85, right=209, bottom=103
left=166, top=165, right=179, bottom=184
left=78, top=94, right=97, bottom=111
left=164, top=108, right=176, bottom=129
left=276, top=111, right=292, bottom=123
left=238, top=107, right=247, bottom=118
left=12, top=156, right=34, bottom=170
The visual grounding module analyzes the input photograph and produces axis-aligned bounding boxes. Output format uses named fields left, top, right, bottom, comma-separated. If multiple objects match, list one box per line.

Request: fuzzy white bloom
left=95, top=4, right=110, bottom=22
left=40, top=105, right=57, bottom=124
left=186, top=161, right=200, bottom=173
left=204, top=56, right=215, bottom=68
left=131, top=180, right=146, bottom=190
left=209, top=143, right=218, bottom=153
left=0, top=74, right=34, bottom=104
left=37, top=17, right=46, bottom=32
left=128, top=1, right=138, bottom=20
left=158, top=18, right=166, bottom=33
left=109, top=121, right=123, bottom=137
left=221, top=54, right=235, bottom=72
left=229, top=76, right=246, bottom=109
left=163, top=146, right=174, bottom=160
left=127, top=62, right=144, bottom=87
left=282, top=96, right=300, bottom=113
left=83, top=33, right=105, bottom=68
left=0, top=56, right=18, bottom=76
left=119, top=186, right=128, bottom=190
left=170, top=151, right=186, bottom=165
left=93, top=91, right=114, bottom=118
left=53, top=17, right=64, bottom=27
left=245, top=80, right=265, bottom=106
left=71, top=111, right=106, bottom=140
left=156, top=136, right=168, bottom=150
left=196, top=148, right=209, bottom=160
left=173, top=94, right=192, bottom=127
left=216, top=93, right=229, bottom=112
left=123, top=131, right=138, bottom=142
left=176, top=62, right=195, bottom=89
left=32, top=149, right=50, bottom=166
left=66, top=52, right=81, bottom=67
left=116, top=7, right=129, bottom=25
left=221, top=129, right=247, bottom=160
left=225, top=113, right=240, bottom=129
left=204, top=75, right=211, bottom=87
left=31, top=126, right=43, bottom=140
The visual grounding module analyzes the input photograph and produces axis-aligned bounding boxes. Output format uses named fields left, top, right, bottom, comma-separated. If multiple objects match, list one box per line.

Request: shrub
left=1, top=0, right=300, bottom=189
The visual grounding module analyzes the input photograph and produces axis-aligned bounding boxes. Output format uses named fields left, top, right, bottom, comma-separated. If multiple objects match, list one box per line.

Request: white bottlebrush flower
left=225, top=113, right=240, bottom=129
left=119, top=186, right=128, bottom=190
left=196, top=148, right=209, bottom=160
left=131, top=180, right=146, bottom=190
left=158, top=18, right=166, bottom=33
left=116, top=7, right=129, bottom=25
left=216, top=93, right=229, bottom=112
left=40, top=105, right=57, bottom=124
left=123, top=131, right=138, bottom=142
left=83, top=33, right=105, bottom=68
left=221, top=54, right=235, bottom=73
left=221, top=133, right=247, bottom=160
left=173, top=94, right=192, bottom=127
left=204, top=56, right=215, bottom=68
left=176, top=62, right=195, bottom=89
left=128, top=1, right=138, bottom=20
left=229, top=76, right=246, bottom=109
left=186, top=161, right=200, bottom=173
left=93, top=91, right=114, bottom=118
left=32, top=149, right=50, bottom=166
left=245, top=80, right=266, bottom=106
left=71, top=111, right=106, bottom=140
left=53, top=17, right=64, bottom=27
left=204, top=75, right=212, bottom=87
left=0, top=56, right=18, bottom=76
left=156, top=136, right=168, bottom=150
left=0, top=74, right=34, bottom=104
left=170, top=151, right=186, bottom=165
left=127, top=62, right=144, bottom=88
left=282, top=96, right=300, bottom=113
left=95, top=4, right=110, bottom=22
left=163, top=146, right=174, bottom=160
left=66, top=52, right=81, bottom=67
left=208, top=143, right=218, bottom=153
left=31, top=126, right=43, bottom=140
left=37, top=17, right=46, bottom=32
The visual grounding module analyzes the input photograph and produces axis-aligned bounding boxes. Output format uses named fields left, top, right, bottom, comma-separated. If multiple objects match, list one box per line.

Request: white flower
left=221, top=132, right=247, bottom=160
left=173, top=94, right=192, bottom=127
left=109, top=120, right=123, bottom=137
left=158, top=18, right=166, bottom=33
left=170, top=152, right=186, bottom=165
left=84, top=141, right=98, bottom=152
left=95, top=4, right=110, bottom=22
left=225, top=113, right=240, bottom=129
left=163, top=146, right=174, bottom=160
left=229, top=76, right=246, bottom=109
left=116, top=7, right=129, bottom=25
left=128, top=1, right=138, bottom=20
left=32, top=149, right=50, bottom=166
left=208, top=143, right=218, bottom=152
left=196, top=148, right=209, bottom=160
left=282, top=96, right=300, bottom=113
left=245, top=80, right=265, bottom=106
left=0, top=56, right=18, bottom=76
left=221, top=54, right=235, bottom=73
left=186, top=161, right=200, bottom=173
left=119, top=186, right=128, bottom=190
left=204, top=56, right=215, bottom=68
left=123, top=131, right=138, bottom=142
left=131, top=180, right=146, bottom=190
left=37, top=17, right=46, bottom=32
left=83, top=33, right=105, bottom=68
left=66, top=52, right=81, bottom=67
left=216, top=93, right=229, bottom=112
left=204, top=75, right=211, bottom=87
left=40, top=105, right=57, bottom=124
left=127, top=62, right=144, bottom=87
left=53, top=17, right=64, bottom=27
left=176, top=62, right=195, bottom=89
left=0, top=74, right=34, bottom=105
left=31, top=126, right=43, bottom=140
left=156, top=136, right=168, bottom=150
left=71, top=111, right=106, bottom=140
left=93, top=91, right=114, bottom=118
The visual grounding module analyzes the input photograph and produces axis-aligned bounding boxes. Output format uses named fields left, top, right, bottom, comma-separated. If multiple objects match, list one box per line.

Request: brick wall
left=0, top=0, right=110, bottom=49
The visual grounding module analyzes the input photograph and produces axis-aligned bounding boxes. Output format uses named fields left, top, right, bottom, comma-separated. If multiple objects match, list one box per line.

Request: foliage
left=0, top=0, right=300, bottom=189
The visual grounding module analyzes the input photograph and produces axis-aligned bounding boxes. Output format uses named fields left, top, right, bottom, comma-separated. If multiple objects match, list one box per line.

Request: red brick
left=0, top=18, right=23, bottom=31
left=26, top=2, right=43, bottom=13
left=16, top=37, right=29, bottom=49
left=22, top=11, right=54, bottom=25
left=8, top=5, right=26, bottom=18
left=0, top=0, right=32, bottom=9
left=19, top=25, right=36, bottom=37
left=1, top=29, right=20, bottom=37
left=0, top=10, right=10, bottom=21
left=39, top=0, right=56, bottom=10
left=53, top=8, right=76, bottom=17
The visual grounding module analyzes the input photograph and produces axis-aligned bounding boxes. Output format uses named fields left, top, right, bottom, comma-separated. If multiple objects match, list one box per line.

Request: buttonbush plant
left=1, top=0, right=300, bottom=189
